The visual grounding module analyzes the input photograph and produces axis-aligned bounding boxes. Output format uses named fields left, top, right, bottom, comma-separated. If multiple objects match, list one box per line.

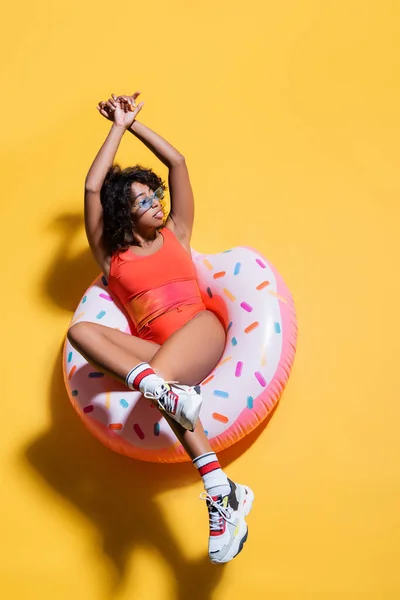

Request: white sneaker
left=144, top=382, right=202, bottom=431
left=200, top=479, right=254, bottom=564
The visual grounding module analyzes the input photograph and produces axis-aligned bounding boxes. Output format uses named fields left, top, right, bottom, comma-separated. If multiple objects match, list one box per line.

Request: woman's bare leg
left=67, top=310, right=225, bottom=458
left=67, top=321, right=161, bottom=374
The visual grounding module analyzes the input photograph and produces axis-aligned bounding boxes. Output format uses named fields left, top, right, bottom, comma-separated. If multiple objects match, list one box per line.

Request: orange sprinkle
left=71, top=312, right=85, bottom=325
left=109, top=423, right=123, bottom=431
left=105, top=391, right=111, bottom=409
left=267, top=290, right=288, bottom=304
left=256, top=280, right=270, bottom=290
left=245, top=321, right=260, bottom=334
left=68, top=365, right=77, bottom=380
left=203, top=259, right=213, bottom=270
left=223, top=288, right=236, bottom=302
left=213, top=271, right=226, bottom=279
left=202, top=375, right=215, bottom=385
left=212, top=412, right=229, bottom=424
left=217, top=356, right=232, bottom=368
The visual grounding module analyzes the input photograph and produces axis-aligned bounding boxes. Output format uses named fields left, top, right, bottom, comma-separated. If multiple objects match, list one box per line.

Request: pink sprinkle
left=133, top=423, right=145, bottom=439
left=235, top=361, right=243, bottom=377
left=240, top=301, right=253, bottom=312
left=99, top=293, right=113, bottom=301
left=255, top=371, right=267, bottom=387
left=256, top=259, right=266, bottom=268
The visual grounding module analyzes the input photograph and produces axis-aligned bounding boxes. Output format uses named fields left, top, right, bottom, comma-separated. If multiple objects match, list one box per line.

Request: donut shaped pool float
left=63, top=245, right=297, bottom=463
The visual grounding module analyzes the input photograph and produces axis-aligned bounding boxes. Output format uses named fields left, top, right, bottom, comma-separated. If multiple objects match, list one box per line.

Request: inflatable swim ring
left=63, top=245, right=297, bottom=463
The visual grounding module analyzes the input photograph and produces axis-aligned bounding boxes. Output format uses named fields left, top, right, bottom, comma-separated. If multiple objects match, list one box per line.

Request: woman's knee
left=67, top=321, right=97, bottom=348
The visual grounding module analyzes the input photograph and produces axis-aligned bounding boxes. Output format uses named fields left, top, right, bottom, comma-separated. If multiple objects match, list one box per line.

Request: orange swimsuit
left=108, top=227, right=206, bottom=344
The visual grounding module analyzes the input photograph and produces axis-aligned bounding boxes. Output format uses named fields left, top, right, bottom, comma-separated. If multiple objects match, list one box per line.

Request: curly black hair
left=100, top=164, right=167, bottom=255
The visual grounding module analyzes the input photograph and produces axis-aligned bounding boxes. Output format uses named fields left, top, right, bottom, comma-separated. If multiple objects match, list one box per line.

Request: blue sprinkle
left=213, top=390, right=229, bottom=398
left=227, top=321, right=233, bottom=333
left=96, top=310, right=106, bottom=319
left=274, top=322, right=281, bottom=334
left=120, top=399, right=129, bottom=409
left=88, top=372, right=105, bottom=378
left=207, top=287, right=213, bottom=298
left=247, top=396, right=254, bottom=409
left=154, top=423, right=160, bottom=436
left=204, top=429, right=209, bottom=436
left=102, top=275, right=108, bottom=286
left=234, top=262, right=241, bottom=276
left=67, top=351, right=73, bottom=363
left=72, top=390, right=79, bottom=397
left=231, top=337, right=238, bottom=346
left=82, top=295, right=87, bottom=304
left=223, top=249, right=232, bottom=253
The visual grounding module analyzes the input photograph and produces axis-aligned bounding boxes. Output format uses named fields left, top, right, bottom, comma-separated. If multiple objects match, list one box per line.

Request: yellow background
left=1, top=1, right=400, bottom=598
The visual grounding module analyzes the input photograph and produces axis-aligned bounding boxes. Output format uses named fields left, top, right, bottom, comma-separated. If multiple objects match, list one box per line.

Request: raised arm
left=119, top=94, right=195, bottom=242
left=84, top=97, right=143, bottom=268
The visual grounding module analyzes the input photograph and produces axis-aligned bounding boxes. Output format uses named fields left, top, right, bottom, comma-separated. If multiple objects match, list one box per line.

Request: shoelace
left=144, top=381, right=179, bottom=412
left=200, top=492, right=235, bottom=531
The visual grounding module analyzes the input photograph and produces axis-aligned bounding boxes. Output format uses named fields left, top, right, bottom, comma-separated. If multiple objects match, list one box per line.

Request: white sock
left=193, top=452, right=231, bottom=498
left=125, top=362, right=164, bottom=394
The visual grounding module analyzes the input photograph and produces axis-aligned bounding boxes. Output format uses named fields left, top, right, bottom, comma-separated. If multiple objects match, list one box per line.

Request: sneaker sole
left=168, top=385, right=203, bottom=431
left=243, top=486, right=255, bottom=516
left=177, top=395, right=203, bottom=431
left=159, top=395, right=202, bottom=431
left=186, top=396, right=203, bottom=431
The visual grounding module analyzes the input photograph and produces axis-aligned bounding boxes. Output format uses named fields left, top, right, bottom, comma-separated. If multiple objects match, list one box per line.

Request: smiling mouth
left=154, top=210, right=163, bottom=218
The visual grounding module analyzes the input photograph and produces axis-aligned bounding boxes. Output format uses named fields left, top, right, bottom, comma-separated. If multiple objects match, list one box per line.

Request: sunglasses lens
left=137, top=189, right=163, bottom=212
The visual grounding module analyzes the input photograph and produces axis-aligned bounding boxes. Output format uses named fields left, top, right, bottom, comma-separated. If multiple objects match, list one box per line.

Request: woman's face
left=131, top=182, right=164, bottom=228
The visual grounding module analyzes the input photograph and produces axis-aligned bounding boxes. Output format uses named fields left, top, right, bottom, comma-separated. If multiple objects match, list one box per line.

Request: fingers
left=132, top=100, right=144, bottom=117
left=97, top=99, right=120, bottom=121
left=129, top=91, right=141, bottom=111
left=97, top=92, right=143, bottom=118
left=105, top=96, right=116, bottom=112
left=114, top=92, right=142, bottom=111
left=121, top=96, right=129, bottom=112
left=97, top=101, right=110, bottom=119
left=127, top=95, right=143, bottom=112
left=118, top=94, right=133, bottom=112
left=97, top=99, right=116, bottom=112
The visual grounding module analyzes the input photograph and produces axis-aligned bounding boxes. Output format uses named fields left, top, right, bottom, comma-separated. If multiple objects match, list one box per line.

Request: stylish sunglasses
left=135, top=187, right=165, bottom=213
